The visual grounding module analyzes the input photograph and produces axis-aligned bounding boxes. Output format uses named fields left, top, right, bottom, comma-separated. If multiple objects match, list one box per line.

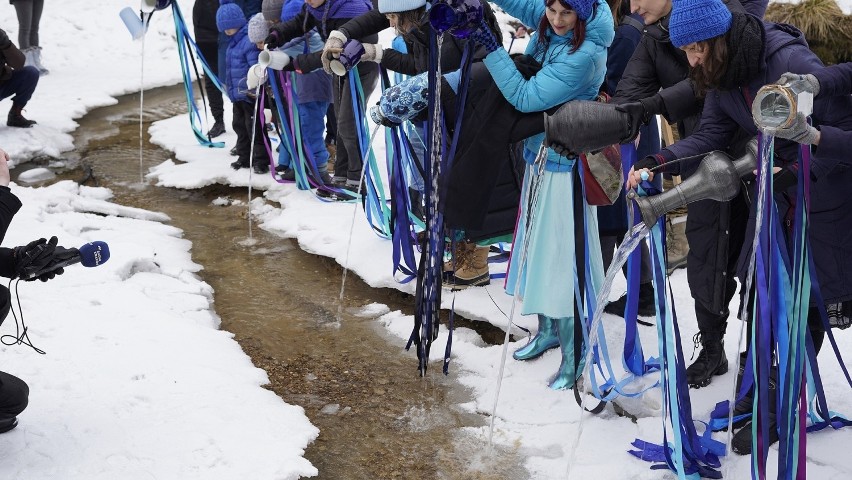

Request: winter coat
left=192, top=0, right=220, bottom=44
left=659, top=22, right=852, bottom=304
left=0, top=186, right=22, bottom=279
left=0, top=28, right=24, bottom=84
left=268, top=0, right=376, bottom=74
left=336, top=4, right=498, bottom=76
left=484, top=0, right=614, bottom=167
left=224, top=24, right=260, bottom=104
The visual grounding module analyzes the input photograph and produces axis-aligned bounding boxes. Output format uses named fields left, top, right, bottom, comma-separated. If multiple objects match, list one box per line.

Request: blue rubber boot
left=513, top=315, right=559, bottom=361
left=548, top=316, right=585, bottom=390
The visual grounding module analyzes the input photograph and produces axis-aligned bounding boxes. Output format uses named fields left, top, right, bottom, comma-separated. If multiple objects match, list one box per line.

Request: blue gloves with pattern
left=470, top=22, right=501, bottom=54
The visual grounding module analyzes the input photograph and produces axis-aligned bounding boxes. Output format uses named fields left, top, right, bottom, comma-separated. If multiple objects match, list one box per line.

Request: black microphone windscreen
left=80, top=241, right=110, bottom=268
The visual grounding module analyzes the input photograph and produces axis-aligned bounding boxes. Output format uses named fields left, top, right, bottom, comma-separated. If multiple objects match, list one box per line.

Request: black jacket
left=192, top=0, right=220, bottom=45
left=0, top=28, right=24, bottom=85
left=0, top=186, right=23, bottom=278
left=337, top=2, right=500, bottom=76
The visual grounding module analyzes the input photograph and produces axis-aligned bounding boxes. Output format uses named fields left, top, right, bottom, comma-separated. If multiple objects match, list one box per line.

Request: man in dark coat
left=0, top=28, right=38, bottom=128
left=0, top=147, right=67, bottom=434
left=608, top=0, right=767, bottom=388
left=193, top=0, right=226, bottom=138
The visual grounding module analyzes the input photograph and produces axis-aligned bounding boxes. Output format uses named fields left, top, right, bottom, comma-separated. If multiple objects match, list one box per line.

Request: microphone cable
left=1, top=278, right=46, bottom=355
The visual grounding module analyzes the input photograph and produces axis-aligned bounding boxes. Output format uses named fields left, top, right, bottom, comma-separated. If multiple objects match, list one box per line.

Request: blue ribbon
left=170, top=3, right=225, bottom=148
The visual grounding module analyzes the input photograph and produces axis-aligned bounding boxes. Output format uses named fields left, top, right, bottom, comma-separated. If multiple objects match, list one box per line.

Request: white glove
left=361, top=44, right=384, bottom=63
left=322, top=30, right=347, bottom=74
left=246, top=64, right=267, bottom=89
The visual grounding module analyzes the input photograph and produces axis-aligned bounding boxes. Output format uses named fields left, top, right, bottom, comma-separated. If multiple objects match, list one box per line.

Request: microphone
left=19, top=241, right=111, bottom=280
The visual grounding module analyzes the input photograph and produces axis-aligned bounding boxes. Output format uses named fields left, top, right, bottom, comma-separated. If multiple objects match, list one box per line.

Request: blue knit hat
left=280, top=0, right=304, bottom=21
left=563, top=0, right=595, bottom=21
left=216, top=0, right=246, bottom=32
left=378, top=0, right=428, bottom=14
left=669, top=0, right=732, bottom=48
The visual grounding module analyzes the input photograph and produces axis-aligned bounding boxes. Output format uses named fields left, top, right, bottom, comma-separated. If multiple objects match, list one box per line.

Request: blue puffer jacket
left=660, top=21, right=852, bottom=303
left=224, top=24, right=261, bottom=104
left=484, top=0, right=614, bottom=170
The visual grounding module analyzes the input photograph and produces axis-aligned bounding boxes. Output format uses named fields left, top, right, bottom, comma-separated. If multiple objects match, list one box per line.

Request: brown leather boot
left=666, top=216, right=688, bottom=274
left=447, top=245, right=490, bottom=289
left=7, top=105, right=36, bottom=128
left=443, top=240, right=473, bottom=276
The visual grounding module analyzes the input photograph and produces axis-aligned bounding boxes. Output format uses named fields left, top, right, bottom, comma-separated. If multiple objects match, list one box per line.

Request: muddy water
left=23, top=86, right=529, bottom=479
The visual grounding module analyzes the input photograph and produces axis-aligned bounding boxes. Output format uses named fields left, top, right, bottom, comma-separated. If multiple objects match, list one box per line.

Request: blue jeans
left=0, top=66, right=39, bottom=107
left=278, top=100, right=331, bottom=171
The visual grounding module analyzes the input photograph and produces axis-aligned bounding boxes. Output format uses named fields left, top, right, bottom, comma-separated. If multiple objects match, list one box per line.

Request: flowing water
left=16, top=85, right=529, bottom=479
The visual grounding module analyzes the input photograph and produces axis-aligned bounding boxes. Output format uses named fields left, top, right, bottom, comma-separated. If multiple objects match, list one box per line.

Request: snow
left=0, top=1, right=850, bottom=479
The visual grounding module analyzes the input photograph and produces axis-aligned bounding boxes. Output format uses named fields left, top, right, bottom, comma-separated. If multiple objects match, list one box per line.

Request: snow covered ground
left=0, top=1, right=851, bottom=479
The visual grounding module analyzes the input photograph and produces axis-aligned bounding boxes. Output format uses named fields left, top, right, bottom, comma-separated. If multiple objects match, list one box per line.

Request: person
left=10, top=0, right=47, bottom=75
left=627, top=0, right=852, bottom=453
left=330, top=0, right=505, bottom=286
left=264, top=0, right=377, bottom=199
left=0, top=27, right=38, bottom=128
left=263, top=0, right=332, bottom=185
left=217, top=0, right=268, bottom=173
left=597, top=0, right=659, bottom=318
left=453, top=0, right=611, bottom=388
left=601, top=0, right=765, bottom=389
left=0, top=147, right=66, bottom=434
left=194, top=0, right=227, bottom=138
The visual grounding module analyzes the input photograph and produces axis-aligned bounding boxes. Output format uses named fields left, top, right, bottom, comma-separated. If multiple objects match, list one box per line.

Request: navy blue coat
left=813, top=62, right=852, bottom=98
left=659, top=23, right=852, bottom=303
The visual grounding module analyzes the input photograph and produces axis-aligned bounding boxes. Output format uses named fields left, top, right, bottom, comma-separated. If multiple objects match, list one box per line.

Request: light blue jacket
left=484, top=0, right=614, bottom=169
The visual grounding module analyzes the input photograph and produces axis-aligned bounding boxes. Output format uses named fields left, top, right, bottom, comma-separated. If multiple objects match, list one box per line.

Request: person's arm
left=488, top=0, right=545, bottom=29
left=337, top=10, right=389, bottom=43
left=484, top=46, right=597, bottom=113
left=636, top=90, right=738, bottom=179
left=812, top=62, right=852, bottom=99
left=0, top=29, right=24, bottom=70
left=268, top=11, right=313, bottom=46
left=0, top=150, right=22, bottom=248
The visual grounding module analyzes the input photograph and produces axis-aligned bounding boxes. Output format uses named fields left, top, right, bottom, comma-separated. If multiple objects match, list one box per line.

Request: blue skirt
left=505, top=161, right=604, bottom=318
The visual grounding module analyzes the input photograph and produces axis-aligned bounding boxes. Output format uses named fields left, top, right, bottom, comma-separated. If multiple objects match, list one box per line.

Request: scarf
left=719, top=13, right=765, bottom=90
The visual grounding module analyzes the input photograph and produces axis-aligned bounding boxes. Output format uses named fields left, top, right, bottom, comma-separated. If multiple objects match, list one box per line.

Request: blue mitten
left=470, top=22, right=500, bottom=53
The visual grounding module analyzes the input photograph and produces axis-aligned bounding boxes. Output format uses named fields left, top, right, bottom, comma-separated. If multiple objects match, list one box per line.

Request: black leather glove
left=14, top=236, right=64, bottom=282
left=264, top=30, right=282, bottom=50
left=615, top=95, right=664, bottom=143
left=0, top=30, right=10, bottom=50
left=543, top=110, right=577, bottom=158
left=772, top=167, right=797, bottom=192
left=633, top=155, right=658, bottom=172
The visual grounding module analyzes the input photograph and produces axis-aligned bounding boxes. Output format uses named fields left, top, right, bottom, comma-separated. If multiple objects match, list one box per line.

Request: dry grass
left=766, top=0, right=852, bottom=64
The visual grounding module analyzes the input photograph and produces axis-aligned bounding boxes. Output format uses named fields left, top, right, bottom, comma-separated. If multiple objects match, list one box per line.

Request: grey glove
left=322, top=30, right=347, bottom=74
left=769, top=112, right=820, bottom=145
left=776, top=72, right=820, bottom=97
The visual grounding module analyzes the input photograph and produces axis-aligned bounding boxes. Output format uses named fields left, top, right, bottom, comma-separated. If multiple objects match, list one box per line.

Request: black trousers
left=0, top=371, right=28, bottom=422
left=331, top=63, right=378, bottom=183
left=197, top=40, right=224, bottom=123
left=231, top=101, right=267, bottom=166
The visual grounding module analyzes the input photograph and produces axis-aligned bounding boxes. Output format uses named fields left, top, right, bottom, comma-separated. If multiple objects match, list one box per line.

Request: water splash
left=336, top=123, right=383, bottom=325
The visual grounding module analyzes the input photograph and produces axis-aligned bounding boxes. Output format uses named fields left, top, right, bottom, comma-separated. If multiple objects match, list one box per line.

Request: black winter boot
left=686, top=332, right=728, bottom=388
left=604, top=282, right=656, bottom=318
left=731, top=369, right=779, bottom=455
left=206, top=119, right=225, bottom=138
left=7, top=105, right=36, bottom=128
left=727, top=352, right=752, bottom=430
